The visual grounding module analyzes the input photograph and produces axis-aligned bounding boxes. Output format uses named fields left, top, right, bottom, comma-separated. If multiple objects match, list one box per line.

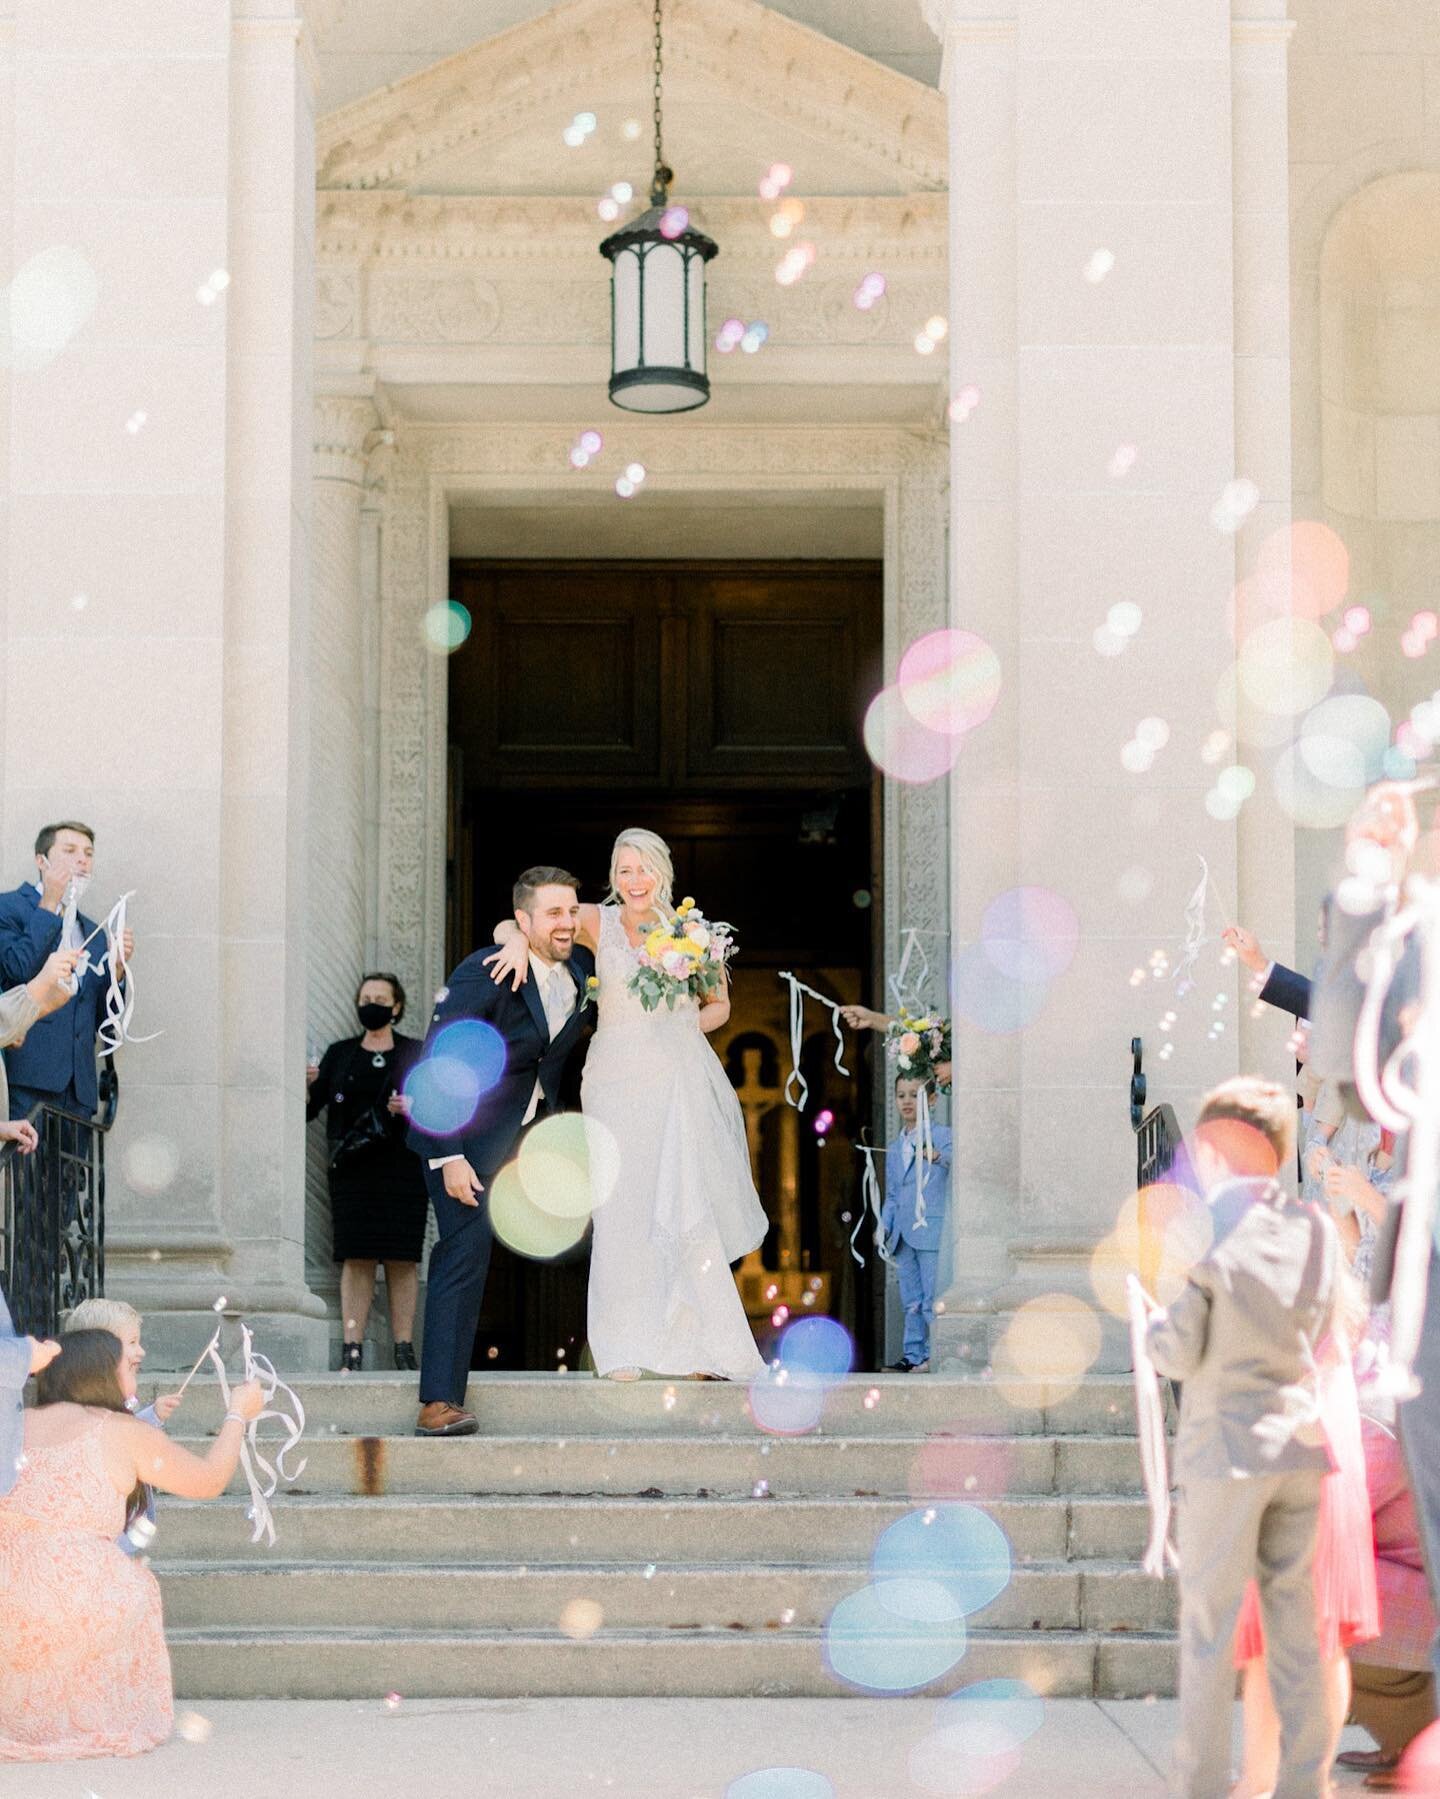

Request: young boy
left=1146, top=1077, right=1340, bottom=1799
left=882, top=1075, right=951, bottom=1373
left=63, top=1298, right=183, bottom=1549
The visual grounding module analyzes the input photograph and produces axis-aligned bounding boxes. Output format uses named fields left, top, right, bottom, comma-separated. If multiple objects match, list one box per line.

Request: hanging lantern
left=600, top=0, right=718, bottom=414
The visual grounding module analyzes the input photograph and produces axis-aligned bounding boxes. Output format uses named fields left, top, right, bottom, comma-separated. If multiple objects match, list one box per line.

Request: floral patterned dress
left=0, top=1420, right=173, bottom=1759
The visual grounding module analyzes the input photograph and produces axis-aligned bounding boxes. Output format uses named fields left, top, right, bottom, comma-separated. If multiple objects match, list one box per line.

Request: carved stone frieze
left=315, top=270, right=359, bottom=340
left=369, top=272, right=502, bottom=343
left=313, top=394, right=379, bottom=483
left=317, top=0, right=946, bottom=195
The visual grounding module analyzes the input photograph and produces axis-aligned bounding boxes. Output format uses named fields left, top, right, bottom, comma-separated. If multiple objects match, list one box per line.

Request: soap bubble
left=423, top=601, right=472, bottom=655
left=123, top=1135, right=180, bottom=1197
left=777, top=1315, right=853, bottom=1383
left=1091, top=1181, right=1211, bottom=1318
left=1273, top=740, right=1365, bottom=829
left=748, top=1363, right=828, bottom=1437
left=863, top=686, right=963, bottom=785
left=2, top=246, right=99, bottom=372
left=558, top=1598, right=604, bottom=1639
left=910, top=1680, right=1046, bottom=1796
left=404, top=1019, right=506, bottom=1138
left=980, top=887, right=1079, bottom=984
left=873, top=1503, right=1013, bottom=1618
left=1298, top=694, right=1391, bottom=789
left=1257, top=520, right=1350, bottom=620
left=490, top=1163, right=589, bottom=1261
left=898, top=630, right=1002, bottom=739
left=1236, top=617, right=1334, bottom=717
left=176, top=1711, right=213, bottom=1744
left=825, top=1581, right=968, bottom=1693
left=726, top=1771, right=834, bottom=1799
left=951, top=945, right=1051, bottom=1035
left=993, top=1294, right=1100, bottom=1406
left=517, top=1113, right=620, bottom=1219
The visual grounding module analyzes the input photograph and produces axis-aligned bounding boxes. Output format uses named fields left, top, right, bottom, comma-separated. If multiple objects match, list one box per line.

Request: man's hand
left=0, top=1120, right=38, bottom=1155
left=26, top=948, right=81, bottom=1017
left=840, top=1005, right=891, bottom=1031
left=1324, top=1163, right=1379, bottom=1215
left=113, top=926, right=135, bottom=977
left=37, top=861, right=69, bottom=912
left=1221, top=925, right=1268, bottom=975
left=152, top=1392, right=183, bottom=1425
left=26, top=1337, right=60, bottom=1376
left=442, top=1159, right=484, bottom=1206
left=482, top=934, right=530, bottom=992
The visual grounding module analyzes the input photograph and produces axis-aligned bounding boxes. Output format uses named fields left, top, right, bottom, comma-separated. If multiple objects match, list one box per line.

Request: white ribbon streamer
left=778, top=972, right=851, bottom=1110
left=910, top=1099, right=932, bottom=1234
left=89, top=892, right=161, bottom=1055
left=204, top=1323, right=307, bottom=1547
left=1172, top=858, right=1211, bottom=998
left=1125, top=1274, right=1178, bottom=1579
left=850, top=1145, right=894, bottom=1267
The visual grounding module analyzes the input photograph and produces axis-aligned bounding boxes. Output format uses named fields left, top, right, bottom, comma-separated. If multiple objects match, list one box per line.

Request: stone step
left=151, top=1493, right=1153, bottom=1565
left=166, top=1625, right=1177, bottom=1701
left=156, top=1558, right=1176, bottom=1636
left=169, top=1431, right=1143, bottom=1499
left=151, top=1372, right=1140, bottom=1441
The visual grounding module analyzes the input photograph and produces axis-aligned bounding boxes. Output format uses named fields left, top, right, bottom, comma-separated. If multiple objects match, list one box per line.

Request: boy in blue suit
left=882, top=1075, right=951, bottom=1372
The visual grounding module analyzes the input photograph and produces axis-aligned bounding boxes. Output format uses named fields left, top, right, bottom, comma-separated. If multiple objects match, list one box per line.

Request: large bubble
left=898, top=630, right=1002, bottom=739
left=950, top=946, right=1051, bottom=1035
left=1273, top=740, right=1365, bottom=829
left=1090, top=1182, right=1212, bottom=1318
left=863, top=686, right=963, bottom=785
left=748, top=1364, right=830, bottom=1437
left=404, top=1019, right=507, bottom=1137
left=2, top=246, right=99, bottom=372
left=1236, top=618, right=1334, bottom=718
left=517, top=1113, right=621, bottom=1219
left=726, top=1772, right=835, bottom=1799
left=1298, top=694, right=1391, bottom=790
left=777, top=1314, right=853, bottom=1382
left=909, top=1680, right=1046, bottom=1797
left=980, top=888, right=1079, bottom=984
left=1257, top=520, right=1350, bottom=621
left=824, top=1581, right=969, bottom=1694
left=872, top=1504, right=1012, bottom=1619
left=489, top=1162, right=589, bottom=1261
left=993, top=1294, right=1101, bottom=1407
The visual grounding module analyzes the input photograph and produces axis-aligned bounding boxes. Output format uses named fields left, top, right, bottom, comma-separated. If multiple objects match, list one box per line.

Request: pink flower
left=899, top=1031, right=921, bottom=1055
left=662, top=951, right=689, bottom=977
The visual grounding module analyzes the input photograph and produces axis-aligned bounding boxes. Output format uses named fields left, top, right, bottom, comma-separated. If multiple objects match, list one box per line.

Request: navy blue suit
left=410, top=944, right=595, bottom=1406
left=1259, top=960, right=1311, bottom=1021
left=0, top=882, right=112, bottom=1119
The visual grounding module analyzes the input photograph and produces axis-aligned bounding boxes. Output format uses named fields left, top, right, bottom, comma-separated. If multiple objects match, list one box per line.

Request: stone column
left=1, top=0, right=327, bottom=1365
left=922, top=0, right=1297, bottom=1365
left=305, top=391, right=377, bottom=1295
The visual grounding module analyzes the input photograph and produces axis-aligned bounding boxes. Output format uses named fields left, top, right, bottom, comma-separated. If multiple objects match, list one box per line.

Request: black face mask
left=357, top=1003, right=394, bottom=1031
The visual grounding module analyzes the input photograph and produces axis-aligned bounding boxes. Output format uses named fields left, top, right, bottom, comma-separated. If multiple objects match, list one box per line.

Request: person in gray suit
left=1146, top=1077, right=1342, bottom=1799
left=0, top=946, right=83, bottom=1495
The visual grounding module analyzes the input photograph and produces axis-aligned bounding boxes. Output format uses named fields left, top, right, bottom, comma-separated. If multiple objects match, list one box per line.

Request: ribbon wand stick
left=170, top=1328, right=222, bottom=1402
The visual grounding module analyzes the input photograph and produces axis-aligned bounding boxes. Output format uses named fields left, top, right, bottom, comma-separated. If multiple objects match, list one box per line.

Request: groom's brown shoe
left=416, top=1401, right=478, bottom=1437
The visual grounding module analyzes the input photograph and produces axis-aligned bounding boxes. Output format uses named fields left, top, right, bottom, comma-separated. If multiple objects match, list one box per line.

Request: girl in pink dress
left=0, top=1328, right=263, bottom=1761
left=1229, top=1280, right=1379, bottom=1799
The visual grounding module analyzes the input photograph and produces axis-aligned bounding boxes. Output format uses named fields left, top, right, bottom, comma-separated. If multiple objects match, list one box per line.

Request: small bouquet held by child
left=885, top=1012, right=952, bottom=1094
left=627, top=897, right=737, bottom=1013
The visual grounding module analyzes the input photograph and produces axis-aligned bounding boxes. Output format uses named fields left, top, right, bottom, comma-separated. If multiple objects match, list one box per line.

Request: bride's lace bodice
left=593, top=905, right=701, bottom=1038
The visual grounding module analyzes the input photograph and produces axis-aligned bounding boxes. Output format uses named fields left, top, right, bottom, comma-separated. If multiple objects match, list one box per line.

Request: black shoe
left=885, top=1359, right=916, bottom=1373
left=393, top=1340, right=418, bottom=1372
left=341, top=1342, right=363, bottom=1372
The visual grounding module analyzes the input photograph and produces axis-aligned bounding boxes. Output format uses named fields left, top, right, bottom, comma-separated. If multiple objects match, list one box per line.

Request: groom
left=409, top=867, right=595, bottom=1437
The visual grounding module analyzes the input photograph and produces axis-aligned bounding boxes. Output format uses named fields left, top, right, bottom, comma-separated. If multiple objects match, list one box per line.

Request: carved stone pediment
left=317, top=0, right=946, bottom=197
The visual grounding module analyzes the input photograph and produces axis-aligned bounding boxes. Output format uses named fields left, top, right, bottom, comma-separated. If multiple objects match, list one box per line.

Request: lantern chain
left=650, top=0, right=671, bottom=206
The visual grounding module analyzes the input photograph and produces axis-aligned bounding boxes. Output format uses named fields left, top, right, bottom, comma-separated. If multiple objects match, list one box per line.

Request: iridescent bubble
left=423, top=601, right=472, bottom=655
left=558, top=1598, right=603, bottom=1640
left=123, top=1135, right=179, bottom=1197
left=980, top=887, right=1079, bottom=984
left=1211, top=478, right=1260, bottom=535
left=872, top=1504, right=1012, bottom=1619
left=1108, top=444, right=1137, bottom=478
left=993, top=1295, right=1101, bottom=1406
left=1257, top=520, right=1350, bottom=621
left=1116, top=865, right=1152, bottom=905
left=596, top=197, right=620, bottom=222
left=726, top=1771, right=834, bottom=1799
left=777, top=1314, right=853, bottom=1382
left=948, top=385, right=981, bottom=423
left=1083, top=248, right=1114, bottom=284
left=579, top=430, right=603, bottom=455
left=898, top=630, right=1002, bottom=739
left=659, top=206, right=689, bottom=239
left=825, top=1582, right=968, bottom=1693
left=863, top=686, right=962, bottom=785
left=1215, top=665, right=1295, bottom=750
left=1236, top=617, right=1334, bottom=717
left=1107, top=602, right=1142, bottom=638
left=1298, top=693, right=1390, bottom=789
left=1091, top=1182, right=1211, bottom=1318
left=950, top=945, right=1050, bottom=1035
left=1215, top=764, right=1256, bottom=805
left=490, top=1163, right=589, bottom=1261
left=2, top=246, right=99, bottom=372
left=1273, top=741, right=1364, bottom=829
left=404, top=1019, right=506, bottom=1137
left=175, top=1711, right=212, bottom=1744
left=910, top=1680, right=1045, bottom=1797
left=1092, top=626, right=1126, bottom=658
left=747, top=1364, right=828, bottom=1437
left=517, top=1113, right=621, bottom=1219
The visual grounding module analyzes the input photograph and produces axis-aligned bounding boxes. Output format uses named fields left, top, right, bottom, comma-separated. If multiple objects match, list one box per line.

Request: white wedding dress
left=582, top=905, right=768, bottom=1379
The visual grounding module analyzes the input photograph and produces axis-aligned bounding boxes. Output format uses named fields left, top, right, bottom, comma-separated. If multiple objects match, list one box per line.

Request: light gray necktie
left=544, top=965, right=571, bottom=1040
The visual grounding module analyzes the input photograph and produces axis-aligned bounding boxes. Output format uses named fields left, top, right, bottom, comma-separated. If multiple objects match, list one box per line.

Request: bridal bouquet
left=628, top=897, right=737, bottom=1013
left=886, top=1011, right=952, bottom=1093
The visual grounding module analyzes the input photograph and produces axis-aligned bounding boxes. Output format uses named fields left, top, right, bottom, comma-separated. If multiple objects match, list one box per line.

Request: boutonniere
left=583, top=975, right=600, bottom=1009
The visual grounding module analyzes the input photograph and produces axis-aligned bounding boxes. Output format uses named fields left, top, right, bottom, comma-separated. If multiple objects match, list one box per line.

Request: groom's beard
left=527, top=930, right=575, bottom=964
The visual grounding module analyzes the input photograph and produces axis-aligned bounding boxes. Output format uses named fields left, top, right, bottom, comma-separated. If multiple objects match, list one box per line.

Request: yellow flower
left=645, top=928, right=669, bottom=956
left=678, top=896, right=696, bottom=914
left=586, top=976, right=599, bottom=990
left=681, top=938, right=704, bottom=959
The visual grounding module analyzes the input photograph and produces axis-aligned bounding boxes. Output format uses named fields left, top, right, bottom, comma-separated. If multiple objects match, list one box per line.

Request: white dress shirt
left=432, top=952, right=575, bottom=1169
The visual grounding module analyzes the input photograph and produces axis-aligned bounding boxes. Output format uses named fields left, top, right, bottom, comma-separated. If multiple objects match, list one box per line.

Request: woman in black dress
left=306, top=973, right=427, bottom=1371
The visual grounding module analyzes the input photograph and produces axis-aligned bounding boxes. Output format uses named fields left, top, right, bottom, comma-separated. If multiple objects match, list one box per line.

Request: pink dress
left=1234, top=1352, right=1380, bottom=1664
left=0, top=1421, right=173, bottom=1759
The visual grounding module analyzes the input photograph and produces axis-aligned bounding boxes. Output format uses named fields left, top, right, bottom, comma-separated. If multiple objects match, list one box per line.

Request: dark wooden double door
left=445, top=560, right=885, bottom=1369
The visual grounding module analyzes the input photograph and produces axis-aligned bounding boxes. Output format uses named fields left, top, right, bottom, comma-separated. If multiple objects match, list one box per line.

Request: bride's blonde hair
left=607, top=829, right=675, bottom=918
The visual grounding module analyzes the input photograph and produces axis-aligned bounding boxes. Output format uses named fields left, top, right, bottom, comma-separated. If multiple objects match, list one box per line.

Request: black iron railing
left=1131, top=1035, right=1183, bottom=1190
left=0, top=1096, right=109, bottom=1338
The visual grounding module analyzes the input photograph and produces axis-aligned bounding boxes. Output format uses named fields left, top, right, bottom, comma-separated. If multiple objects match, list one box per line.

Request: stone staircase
left=145, top=1372, right=1177, bottom=1701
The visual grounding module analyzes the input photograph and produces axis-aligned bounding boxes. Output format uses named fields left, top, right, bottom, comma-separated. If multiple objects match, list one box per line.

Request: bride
left=487, top=829, right=766, bottom=1381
